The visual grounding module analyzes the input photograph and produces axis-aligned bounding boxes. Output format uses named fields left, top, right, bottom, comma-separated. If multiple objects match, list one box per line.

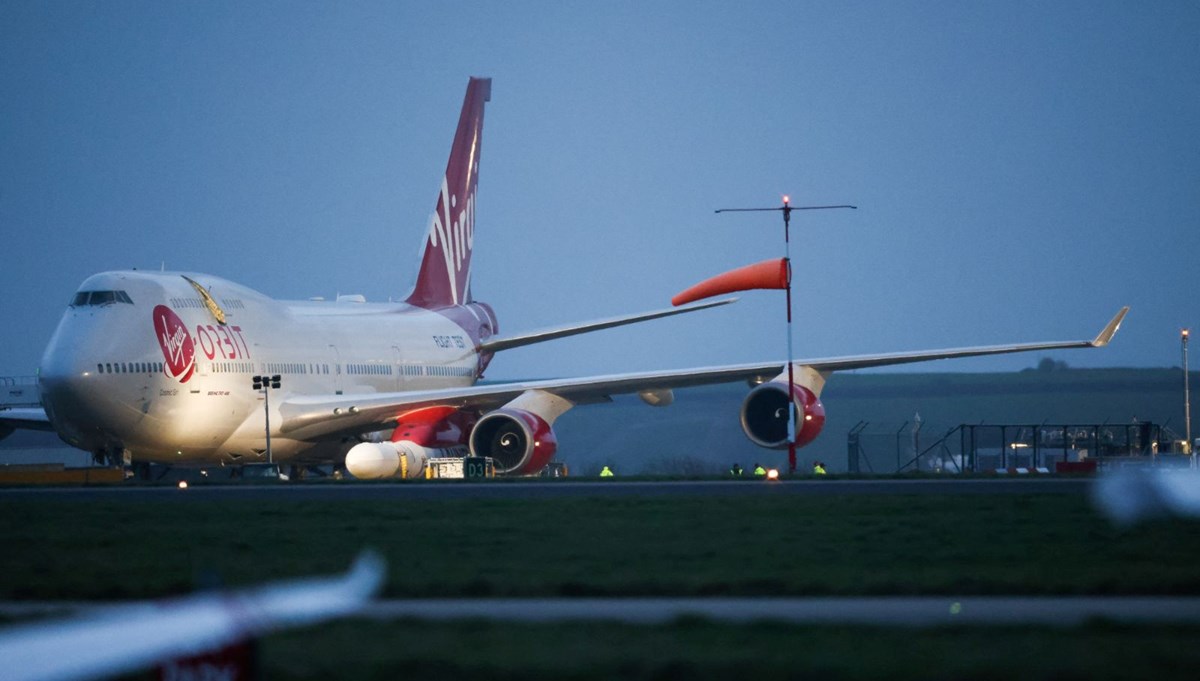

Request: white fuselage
left=38, top=270, right=493, bottom=464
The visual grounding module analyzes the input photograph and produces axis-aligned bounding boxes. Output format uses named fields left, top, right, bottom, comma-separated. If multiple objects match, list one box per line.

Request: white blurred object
left=0, top=550, right=385, bottom=681
left=1093, top=469, right=1200, bottom=526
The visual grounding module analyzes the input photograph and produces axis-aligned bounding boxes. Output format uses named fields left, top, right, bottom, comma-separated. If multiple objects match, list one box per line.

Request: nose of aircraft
left=37, top=307, right=127, bottom=447
left=39, top=319, right=101, bottom=439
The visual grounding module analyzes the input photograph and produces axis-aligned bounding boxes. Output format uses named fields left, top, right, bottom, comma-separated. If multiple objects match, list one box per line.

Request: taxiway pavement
left=4, top=596, right=1198, bottom=627
left=0, top=477, right=1090, bottom=501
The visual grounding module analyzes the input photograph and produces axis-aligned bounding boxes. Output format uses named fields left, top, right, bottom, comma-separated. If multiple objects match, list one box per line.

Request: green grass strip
left=262, top=619, right=1200, bottom=681
left=4, top=492, right=1200, bottom=599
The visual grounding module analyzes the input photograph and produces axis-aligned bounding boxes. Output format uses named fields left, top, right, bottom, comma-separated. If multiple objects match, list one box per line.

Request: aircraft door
left=329, top=344, right=343, bottom=395
left=392, top=346, right=403, bottom=391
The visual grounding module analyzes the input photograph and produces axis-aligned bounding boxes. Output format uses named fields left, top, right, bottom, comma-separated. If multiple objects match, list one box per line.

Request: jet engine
left=468, top=408, right=558, bottom=475
left=739, top=381, right=826, bottom=449
left=345, top=440, right=465, bottom=480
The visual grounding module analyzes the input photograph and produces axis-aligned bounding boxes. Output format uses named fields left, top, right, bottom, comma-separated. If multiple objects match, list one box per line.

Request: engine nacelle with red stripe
left=469, top=408, right=558, bottom=475
left=739, top=381, right=826, bottom=449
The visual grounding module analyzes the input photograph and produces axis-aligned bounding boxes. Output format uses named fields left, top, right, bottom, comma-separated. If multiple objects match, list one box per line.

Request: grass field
left=260, top=619, right=1200, bottom=681
left=4, top=488, right=1200, bottom=599
left=5, top=485, right=1200, bottom=679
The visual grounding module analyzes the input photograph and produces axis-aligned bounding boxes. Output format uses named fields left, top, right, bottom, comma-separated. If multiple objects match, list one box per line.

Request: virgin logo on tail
left=406, top=77, right=489, bottom=310
left=428, top=175, right=477, bottom=305
left=152, top=305, right=196, bottom=383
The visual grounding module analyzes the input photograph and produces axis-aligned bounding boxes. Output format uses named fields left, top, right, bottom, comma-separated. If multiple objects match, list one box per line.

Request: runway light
left=766, top=468, right=779, bottom=480
left=177, top=481, right=188, bottom=489
left=950, top=602, right=962, bottom=615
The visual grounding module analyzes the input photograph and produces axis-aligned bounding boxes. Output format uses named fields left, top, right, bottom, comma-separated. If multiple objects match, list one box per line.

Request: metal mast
left=715, top=197, right=855, bottom=473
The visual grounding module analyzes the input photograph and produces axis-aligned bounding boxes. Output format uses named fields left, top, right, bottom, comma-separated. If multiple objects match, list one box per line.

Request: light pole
left=252, top=374, right=282, bottom=464
left=1183, top=330, right=1192, bottom=467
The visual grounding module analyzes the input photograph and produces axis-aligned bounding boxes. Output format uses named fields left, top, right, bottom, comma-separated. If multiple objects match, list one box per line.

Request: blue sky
left=1, top=1, right=1197, bottom=380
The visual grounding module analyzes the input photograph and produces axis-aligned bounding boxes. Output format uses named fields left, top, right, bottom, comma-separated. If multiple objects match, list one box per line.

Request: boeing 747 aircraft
left=0, top=78, right=1127, bottom=478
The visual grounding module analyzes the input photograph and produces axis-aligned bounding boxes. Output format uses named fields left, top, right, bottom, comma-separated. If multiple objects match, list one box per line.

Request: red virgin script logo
left=428, top=175, right=476, bottom=305
left=153, top=305, right=196, bottom=383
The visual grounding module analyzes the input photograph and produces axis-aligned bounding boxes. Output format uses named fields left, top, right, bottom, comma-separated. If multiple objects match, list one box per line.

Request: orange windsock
left=671, top=258, right=789, bottom=306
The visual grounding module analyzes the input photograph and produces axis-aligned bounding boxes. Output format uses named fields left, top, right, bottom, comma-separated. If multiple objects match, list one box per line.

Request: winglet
left=1092, top=307, right=1129, bottom=347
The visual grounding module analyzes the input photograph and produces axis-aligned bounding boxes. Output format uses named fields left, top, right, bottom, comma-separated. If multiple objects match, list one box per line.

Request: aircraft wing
left=790, top=305, right=1127, bottom=372
left=279, top=307, right=1127, bottom=440
left=479, top=298, right=737, bottom=353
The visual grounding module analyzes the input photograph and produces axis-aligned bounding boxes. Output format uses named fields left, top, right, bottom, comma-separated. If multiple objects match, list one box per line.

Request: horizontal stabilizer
left=0, top=408, right=53, bottom=440
left=478, top=298, right=737, bottom=354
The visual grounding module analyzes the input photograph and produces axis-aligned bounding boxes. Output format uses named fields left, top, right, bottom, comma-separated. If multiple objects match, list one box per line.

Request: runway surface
left=0, top=477, right=1090, bottom=501
left=4, top=596, right=1198, bottom=626
left=366, top=596, right=1200, bottom=626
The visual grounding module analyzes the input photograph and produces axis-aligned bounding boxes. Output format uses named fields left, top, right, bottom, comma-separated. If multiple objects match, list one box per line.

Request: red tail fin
left=406, top=77, right=491, bottom=308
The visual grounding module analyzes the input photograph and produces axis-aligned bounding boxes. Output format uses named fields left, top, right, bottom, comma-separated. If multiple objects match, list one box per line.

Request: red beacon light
left=782, top=195, right=790, bottom=205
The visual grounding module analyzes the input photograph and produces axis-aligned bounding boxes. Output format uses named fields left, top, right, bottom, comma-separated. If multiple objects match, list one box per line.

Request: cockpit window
left=70, top=290, right=134, bottom=307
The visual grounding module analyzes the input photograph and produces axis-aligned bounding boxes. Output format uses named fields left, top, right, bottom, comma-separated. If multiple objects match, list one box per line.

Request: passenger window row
left=348, top=364, right=394, bottom=376
left=98, top=362, right=161, bottom=374
left=344, top=364, right=471, bottom=378
left=210, top=362, right=255, bottom=374
left=168, top=297, right=206, bottom=309
left=93, top=360, right=472, bottom=379
left=263, top=363, right=331, bottom=375
left=428, top=365, right=473, bottom=377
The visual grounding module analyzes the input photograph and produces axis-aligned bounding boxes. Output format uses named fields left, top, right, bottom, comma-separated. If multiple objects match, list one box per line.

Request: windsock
left=672, top=258, right=789, bottom=307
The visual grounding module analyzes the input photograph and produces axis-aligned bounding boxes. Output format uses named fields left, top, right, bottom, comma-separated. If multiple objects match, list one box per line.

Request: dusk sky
left=2, top=1, right=1197, bottom=380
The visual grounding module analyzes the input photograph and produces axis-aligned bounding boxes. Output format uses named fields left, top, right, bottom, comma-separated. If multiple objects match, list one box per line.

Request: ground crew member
left=753, top=463, right=766, bottom=477
left=730, top=462, right=743, bottom=476
left=813, top=461, right=827, bottom=475
left=600, top=465, right=614, bottom=477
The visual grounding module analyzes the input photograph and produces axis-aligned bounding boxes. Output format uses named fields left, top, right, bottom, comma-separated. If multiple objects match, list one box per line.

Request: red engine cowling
left=739, top=382, right=826, bottom=449
left=468, top=408, right=558, bottom=475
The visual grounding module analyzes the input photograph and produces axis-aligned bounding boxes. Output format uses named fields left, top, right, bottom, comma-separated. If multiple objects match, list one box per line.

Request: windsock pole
left=777, top=199, right=796, bottom=469
left=715, top=197, right=855, bottom=473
